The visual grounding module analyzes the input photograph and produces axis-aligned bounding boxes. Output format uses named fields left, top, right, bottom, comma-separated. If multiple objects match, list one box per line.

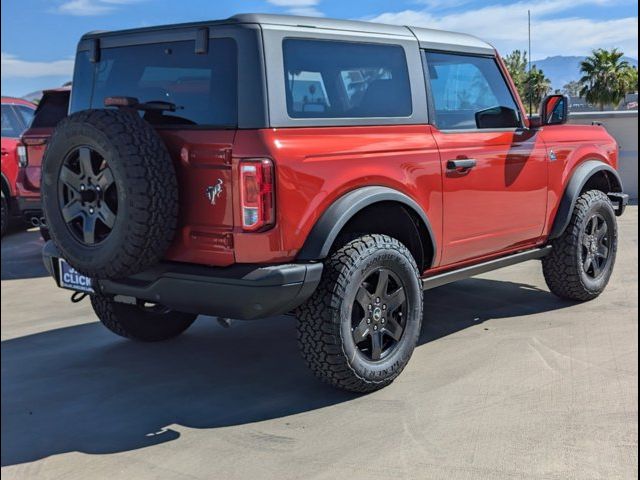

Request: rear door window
left=91, top=38, right=237, bottom=127
left=283, top=39, right=412, bottom=118
left=1, top=105, right=23, bottom=138
left=424, top=51, right=520, bottom=130
left=14, top=105, right=35, bottom=128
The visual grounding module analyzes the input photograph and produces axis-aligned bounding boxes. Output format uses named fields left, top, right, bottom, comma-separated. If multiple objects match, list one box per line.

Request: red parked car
left=1, top=96, right=35, bottom=236
left=17, top=87, right=72, bottom=239
left=40, top=14, right=628, bottom=392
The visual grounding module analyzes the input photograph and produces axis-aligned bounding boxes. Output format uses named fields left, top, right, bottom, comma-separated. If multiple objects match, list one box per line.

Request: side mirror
left=539, top=94, right=569, bottom=125
left=475, top=106, right=520, bottom=129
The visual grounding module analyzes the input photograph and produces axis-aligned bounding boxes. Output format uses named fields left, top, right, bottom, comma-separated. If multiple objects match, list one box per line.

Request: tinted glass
left=90, top=39, right=237, bottom=127
left=32, top=91, right=70, bottom=128
left=14, top=105, right=35, bottom=128
left=283, top=39, right=412, bottom=118
left=424, top=52, right=520, bottom=130
left=1, top=105, right=23, bottom=137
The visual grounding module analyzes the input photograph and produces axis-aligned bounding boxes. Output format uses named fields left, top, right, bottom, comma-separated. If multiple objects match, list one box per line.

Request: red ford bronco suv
left=41, top=14, right=628, bottom=392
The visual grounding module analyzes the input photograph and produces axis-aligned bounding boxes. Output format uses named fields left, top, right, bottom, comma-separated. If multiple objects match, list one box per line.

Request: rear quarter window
left=283, top=39, right=412, bottom=119
left=82, top=38, right=237, bottom=127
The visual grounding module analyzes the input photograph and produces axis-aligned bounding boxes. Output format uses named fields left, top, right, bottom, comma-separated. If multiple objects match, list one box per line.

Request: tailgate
left=160, top=129, right=237, bottom=267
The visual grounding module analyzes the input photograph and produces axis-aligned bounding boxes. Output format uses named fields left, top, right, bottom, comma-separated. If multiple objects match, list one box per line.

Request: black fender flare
left=296, top=186, right=437, bottom=267
left=549, top=160, right=623, bottom=240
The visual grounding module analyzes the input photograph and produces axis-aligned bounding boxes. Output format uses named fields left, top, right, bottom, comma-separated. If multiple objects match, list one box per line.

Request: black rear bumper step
left=42, top=241, right=323, bottom=320
left=422, top=246, right=552, bottom=290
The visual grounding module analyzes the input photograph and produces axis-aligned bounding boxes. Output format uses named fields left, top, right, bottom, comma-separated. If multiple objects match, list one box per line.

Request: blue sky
left=2, top=0, right=638, bottom=97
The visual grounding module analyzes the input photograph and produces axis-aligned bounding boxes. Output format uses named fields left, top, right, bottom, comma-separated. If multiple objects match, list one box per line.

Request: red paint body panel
left=146, top=121, right=617, bottom=275
left=432, top=127, right=548, bottom=265
left=233, top=126, right=444, bottom=266
left=16, top=127, right=52, bottom=200
left=1, top=136, right=20, bottom=196
left=538, top=123, right=618, bottom=238
left=161, top=129, right=237, bottom=266
left=2, top=98, right=36, bottom=199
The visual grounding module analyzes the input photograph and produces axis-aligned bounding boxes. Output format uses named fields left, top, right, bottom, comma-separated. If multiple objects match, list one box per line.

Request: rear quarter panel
left=232, top=125, right=443, bottom=265
left=540, top=123, right=618, bottom=237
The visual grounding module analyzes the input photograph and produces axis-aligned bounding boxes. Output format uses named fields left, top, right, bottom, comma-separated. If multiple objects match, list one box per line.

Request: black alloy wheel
left=58, top=146, right=117, bottom=246
left=351, top=267, right=407, bottom=361
left=580, top=212, right=612, bottom=279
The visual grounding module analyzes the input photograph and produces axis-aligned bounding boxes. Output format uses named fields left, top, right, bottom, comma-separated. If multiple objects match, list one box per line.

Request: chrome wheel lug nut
left=367, top=318, right=371, bottom=324
left=368, top=304, right=372, bottom=311
left=373, top=325, right=378, bottom=331
left=381, top=318, right=385, bottom=324
left=89, top=208, right=94, bottom=214
left=376, top=297, right=380, bottom=304
left=80, top=185, right=86, bottom=191
left=382, top=304, right=386, bottom=310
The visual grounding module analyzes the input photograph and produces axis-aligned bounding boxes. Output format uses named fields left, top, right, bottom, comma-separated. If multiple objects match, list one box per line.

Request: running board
left=422, top=246, right=552, bottom=290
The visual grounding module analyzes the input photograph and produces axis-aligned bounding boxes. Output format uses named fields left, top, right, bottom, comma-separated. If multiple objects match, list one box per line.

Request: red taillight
left=17, top=144, right=28, bottom=168
left=240, top=158, right=275, bottom=232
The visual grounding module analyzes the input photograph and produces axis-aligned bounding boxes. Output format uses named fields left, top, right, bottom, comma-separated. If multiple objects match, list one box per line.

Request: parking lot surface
left=1, top=208, right=637, bottom=480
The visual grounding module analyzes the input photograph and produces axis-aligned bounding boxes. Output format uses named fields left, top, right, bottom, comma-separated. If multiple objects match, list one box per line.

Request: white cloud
left=368, top=0, right=638, bottom=59
left=1, top=53, right=74, bottom=79
left=57, top=0, right=141, bottom=16
left=267, top=0, right=324, bottom=17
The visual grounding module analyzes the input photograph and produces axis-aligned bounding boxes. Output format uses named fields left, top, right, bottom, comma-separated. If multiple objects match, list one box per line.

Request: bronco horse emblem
left=206, top=179, right=224, bottom=205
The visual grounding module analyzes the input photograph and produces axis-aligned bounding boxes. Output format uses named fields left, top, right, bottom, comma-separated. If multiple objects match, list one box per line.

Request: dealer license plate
left=58, top=258, right=94, bottom=293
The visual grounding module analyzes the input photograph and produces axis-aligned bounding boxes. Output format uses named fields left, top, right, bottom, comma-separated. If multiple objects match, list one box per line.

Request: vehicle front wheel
left=296, top=234, right=423, bottom=393
left=91, top=293, right=197, bottom=342
left=543, top=190, right=618, bottom=301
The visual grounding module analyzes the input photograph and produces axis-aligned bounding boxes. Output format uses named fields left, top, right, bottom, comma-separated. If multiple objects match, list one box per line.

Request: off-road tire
left=543, top=190, right=618, bottom=301
left=41, top=109, right=178, bottom=279
left=91, top=293, right=197, bottom=342
left=1, top=191, right=8, bottom=237
left=296, top=234, right=423, bottom=393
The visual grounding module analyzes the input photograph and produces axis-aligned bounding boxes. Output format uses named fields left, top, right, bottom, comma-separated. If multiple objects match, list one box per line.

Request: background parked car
left=1, top=97, right=35, bottom=236
left=17, top=87, right=71, bottom=240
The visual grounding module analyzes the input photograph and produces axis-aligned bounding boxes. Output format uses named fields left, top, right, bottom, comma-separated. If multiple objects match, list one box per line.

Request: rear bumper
left=42, top=241, right=323, bottom=320
left=16, top=196, right=42, bottom=218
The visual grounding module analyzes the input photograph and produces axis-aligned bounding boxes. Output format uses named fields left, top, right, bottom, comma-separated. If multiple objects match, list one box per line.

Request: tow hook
left=70, top=291, right=89, bottom=303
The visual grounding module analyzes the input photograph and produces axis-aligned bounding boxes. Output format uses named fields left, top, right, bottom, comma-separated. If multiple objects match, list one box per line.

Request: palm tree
left=579, top=49, right=630, bottom=110
left=622, top=65, right=638, bottom=94
left=524, top=67, right=552, bottom=109
left=562, top=80, right=582, bottom=97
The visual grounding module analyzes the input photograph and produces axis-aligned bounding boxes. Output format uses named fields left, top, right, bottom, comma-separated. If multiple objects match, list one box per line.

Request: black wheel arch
left=549, top=160, right=623, bottom=240
left=296, top=186, right=437, bottom=269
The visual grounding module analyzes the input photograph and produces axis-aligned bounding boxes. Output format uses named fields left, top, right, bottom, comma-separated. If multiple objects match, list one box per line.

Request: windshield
left=74, top=38, right=237, bottom=128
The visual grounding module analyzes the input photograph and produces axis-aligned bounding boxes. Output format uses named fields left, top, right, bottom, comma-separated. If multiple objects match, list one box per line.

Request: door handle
left=446, top=158, right=477, bottom=171
left=1, top=149, right=9, bottom=156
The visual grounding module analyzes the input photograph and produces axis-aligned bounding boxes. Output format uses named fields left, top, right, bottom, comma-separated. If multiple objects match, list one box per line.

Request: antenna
left=528, top=9, right=532, bottom=114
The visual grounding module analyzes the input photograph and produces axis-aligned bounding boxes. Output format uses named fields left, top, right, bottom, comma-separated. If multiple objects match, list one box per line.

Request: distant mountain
left=532, top=55, right=638, bottom=91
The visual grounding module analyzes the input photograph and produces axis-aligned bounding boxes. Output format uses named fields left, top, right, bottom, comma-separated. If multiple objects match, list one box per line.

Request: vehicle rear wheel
left=91, top=293, right=197, bottom=342
left=1, top=191, right=8, bottom=237
left=542, top=190, right=618, bottom=301
left=296, top=234, right=423, bottom=393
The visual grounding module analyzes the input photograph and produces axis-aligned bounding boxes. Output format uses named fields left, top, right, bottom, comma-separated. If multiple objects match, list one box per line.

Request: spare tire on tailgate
left=42, top=109, right=178, bottom=279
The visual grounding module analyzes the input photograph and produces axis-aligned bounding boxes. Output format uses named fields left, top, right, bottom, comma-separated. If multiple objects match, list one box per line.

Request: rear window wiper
left=104, top=96, right=181, bottom=112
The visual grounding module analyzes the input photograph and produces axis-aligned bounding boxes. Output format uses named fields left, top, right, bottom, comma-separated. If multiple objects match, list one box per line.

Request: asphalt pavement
left=1, top=208, right=637, bottom=479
